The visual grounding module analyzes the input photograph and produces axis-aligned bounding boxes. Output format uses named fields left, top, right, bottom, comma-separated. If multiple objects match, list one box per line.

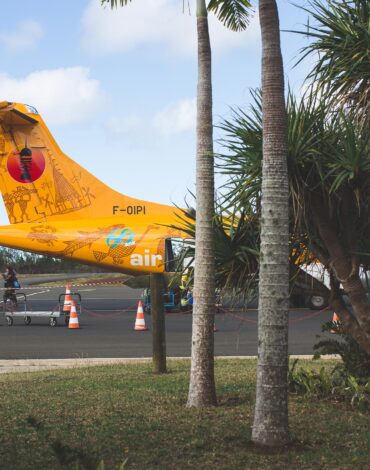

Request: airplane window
left=25, top=104, right=39, bottom=114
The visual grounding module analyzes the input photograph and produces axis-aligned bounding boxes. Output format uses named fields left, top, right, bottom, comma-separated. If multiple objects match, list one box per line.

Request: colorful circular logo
left=107, top=228, right=135, bottom=249
left=7, top=148, right=46, bottom=183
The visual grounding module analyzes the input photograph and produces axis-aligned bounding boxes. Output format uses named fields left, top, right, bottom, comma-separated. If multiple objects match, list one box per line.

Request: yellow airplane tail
left=0, top=100, right=136, bottom=224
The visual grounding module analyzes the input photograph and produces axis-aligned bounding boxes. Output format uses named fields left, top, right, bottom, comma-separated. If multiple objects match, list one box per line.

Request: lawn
left=0, top=359, right=368, bottom=469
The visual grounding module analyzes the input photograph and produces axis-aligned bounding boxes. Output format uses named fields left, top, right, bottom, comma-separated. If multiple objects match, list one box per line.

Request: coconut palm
left=187, top=0, right=218, bottom=407
left=187, top=0, right=251, bottom=408
left=249, top=0, right=289, bottom=446
left=102, top=0, right=252, bottom=407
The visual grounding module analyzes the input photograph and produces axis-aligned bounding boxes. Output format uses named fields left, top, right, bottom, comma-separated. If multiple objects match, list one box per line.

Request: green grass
left=33, top=273, right=127, bottom=287
left=0, top=359, right=368, bottom=469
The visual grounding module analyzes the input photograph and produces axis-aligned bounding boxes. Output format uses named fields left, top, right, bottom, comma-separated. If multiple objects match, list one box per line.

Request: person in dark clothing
left=3, top=265, right=19, bottom=307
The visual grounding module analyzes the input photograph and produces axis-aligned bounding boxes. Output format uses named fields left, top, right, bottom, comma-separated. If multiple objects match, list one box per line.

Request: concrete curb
left=0, top=355, right=340, bottom=375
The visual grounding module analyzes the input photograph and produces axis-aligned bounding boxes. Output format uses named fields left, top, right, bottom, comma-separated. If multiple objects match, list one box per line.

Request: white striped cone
left=68, top=301, right=80, bottom=329
left=330, top=312, right=340, bottom=334
left=63, top=284, right=72, bottom=313
left=134, top=300, right=148, bottom=331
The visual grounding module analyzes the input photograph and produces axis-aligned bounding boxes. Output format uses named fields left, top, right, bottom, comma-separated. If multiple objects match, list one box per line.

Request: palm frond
left=292, top=0, right=370, bottom=112
left=216, top=87, right=370, bottom=265
left=101, top=0, right=133, bottom=8
left=207, top=0, right=253, bottom=31
left=166, top=198, right=260, bottom=295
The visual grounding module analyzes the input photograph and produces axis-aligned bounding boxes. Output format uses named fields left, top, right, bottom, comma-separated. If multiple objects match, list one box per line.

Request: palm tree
left=102, top=0, right=252, bottom=407
left=186, top=0, right=218, bottom=406
left=251, top=0, right=290, bottom=446
left=186, top=0, right=252, bottom=408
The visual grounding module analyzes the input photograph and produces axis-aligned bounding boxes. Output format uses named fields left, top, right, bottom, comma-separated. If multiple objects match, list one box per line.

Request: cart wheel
left=6, top=316, right=13, bottom=326
left=24, top=316, right=31, bottom=325
left=65, top=316, right=70, bottom=326
left=49, top=317, right=57, bottom=327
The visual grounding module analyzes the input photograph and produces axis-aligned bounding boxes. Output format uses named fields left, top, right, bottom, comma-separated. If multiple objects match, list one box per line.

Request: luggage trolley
left=3, top=292, right=82, bottom=327
left=3, top=292, right=27, bottom=326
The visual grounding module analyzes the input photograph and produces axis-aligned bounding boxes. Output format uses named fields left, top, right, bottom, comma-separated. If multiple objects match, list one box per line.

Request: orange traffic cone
left=68, top=301, right=80, bottom=329
left=330, top=312, right=340, bottom=334
left=63, top=283, right=72, bottom=314
left=134, top=300, right=148, bottom=331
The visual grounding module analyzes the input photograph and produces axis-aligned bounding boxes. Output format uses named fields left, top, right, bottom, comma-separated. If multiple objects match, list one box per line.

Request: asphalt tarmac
left=0, top=283, right=334, bottom=359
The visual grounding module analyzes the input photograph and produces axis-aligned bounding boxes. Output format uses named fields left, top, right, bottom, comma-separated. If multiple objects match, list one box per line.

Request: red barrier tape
left=0, top=281, right=127, bottom=291
left=220, top=306, right=329, bottom=325
left=81, top=304, right=138, bottom=318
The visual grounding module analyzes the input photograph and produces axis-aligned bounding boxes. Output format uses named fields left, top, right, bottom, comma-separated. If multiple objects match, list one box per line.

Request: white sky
left=0, top=0, right=316, bottom=225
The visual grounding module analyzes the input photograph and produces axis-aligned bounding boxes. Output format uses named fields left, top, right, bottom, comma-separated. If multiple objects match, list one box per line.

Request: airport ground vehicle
left=142, top=287, right=186, bottom=313
left=2, top=291, right=81, bottom=327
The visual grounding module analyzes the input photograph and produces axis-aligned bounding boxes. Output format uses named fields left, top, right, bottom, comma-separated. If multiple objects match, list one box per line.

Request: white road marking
left=0, top=289, right=51, bottom=305
left=22, top=289, right=51, bottom=297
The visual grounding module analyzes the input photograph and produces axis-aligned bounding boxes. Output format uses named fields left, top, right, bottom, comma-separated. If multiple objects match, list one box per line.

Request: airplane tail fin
left=0, top=101, right=126, bottom=224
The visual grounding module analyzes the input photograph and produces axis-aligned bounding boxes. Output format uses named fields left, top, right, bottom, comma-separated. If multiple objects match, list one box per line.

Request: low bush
left=313, top=320, right=370, bottom=379
left=288, top=358, right=370, bottom=411
left=289, top=319, right=370, bottom=412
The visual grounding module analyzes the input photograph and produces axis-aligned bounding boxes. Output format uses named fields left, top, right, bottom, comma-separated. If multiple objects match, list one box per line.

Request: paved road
left=0, top=284, right=334, bottom=359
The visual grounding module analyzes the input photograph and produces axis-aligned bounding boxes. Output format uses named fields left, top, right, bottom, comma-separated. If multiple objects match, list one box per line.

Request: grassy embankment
left=0, top=359, right=368, bottom=469
left=22, top=273, right=127, bottom=287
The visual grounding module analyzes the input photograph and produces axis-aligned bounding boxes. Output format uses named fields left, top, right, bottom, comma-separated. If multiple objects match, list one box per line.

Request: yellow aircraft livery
left=0, top=101, right=184, bottom=274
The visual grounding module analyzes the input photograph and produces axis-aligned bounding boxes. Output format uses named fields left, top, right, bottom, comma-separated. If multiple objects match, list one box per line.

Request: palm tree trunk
left=251, top=0, right=289, bottom=446
left=187, top=0, right=217, bottom=408
left=151, top=273, right=167, bottom=373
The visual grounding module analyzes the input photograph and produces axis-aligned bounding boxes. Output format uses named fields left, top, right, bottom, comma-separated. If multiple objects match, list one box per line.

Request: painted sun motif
left=7, top=148, right=46, bottom=183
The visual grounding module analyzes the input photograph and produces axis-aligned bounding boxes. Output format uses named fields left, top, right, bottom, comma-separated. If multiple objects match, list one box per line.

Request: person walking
left=3, top=265, right=19, bottom=307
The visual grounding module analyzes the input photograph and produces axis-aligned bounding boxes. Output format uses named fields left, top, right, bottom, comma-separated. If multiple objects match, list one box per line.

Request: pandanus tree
left=172, top=203, right=260, bottom=303
left=217, top=88, right=370, bottom=353
left=295, top=0, right=369, bottom=117
left=102, top=0, right=252, bottom=406
left=293, top=0, right=370, bottom=350
left=218, top=0, right=369, bottom=444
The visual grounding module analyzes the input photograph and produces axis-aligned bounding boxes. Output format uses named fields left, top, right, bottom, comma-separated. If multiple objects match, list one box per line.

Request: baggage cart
left=3, top=292, right=81, bottom=327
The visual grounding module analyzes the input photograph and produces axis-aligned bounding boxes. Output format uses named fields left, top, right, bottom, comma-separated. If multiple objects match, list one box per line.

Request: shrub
left=313, top=320, right=370, bottom=379
left=288, top=359, right=333, bottom=398
left=288, top=359, right=370, bottom=411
